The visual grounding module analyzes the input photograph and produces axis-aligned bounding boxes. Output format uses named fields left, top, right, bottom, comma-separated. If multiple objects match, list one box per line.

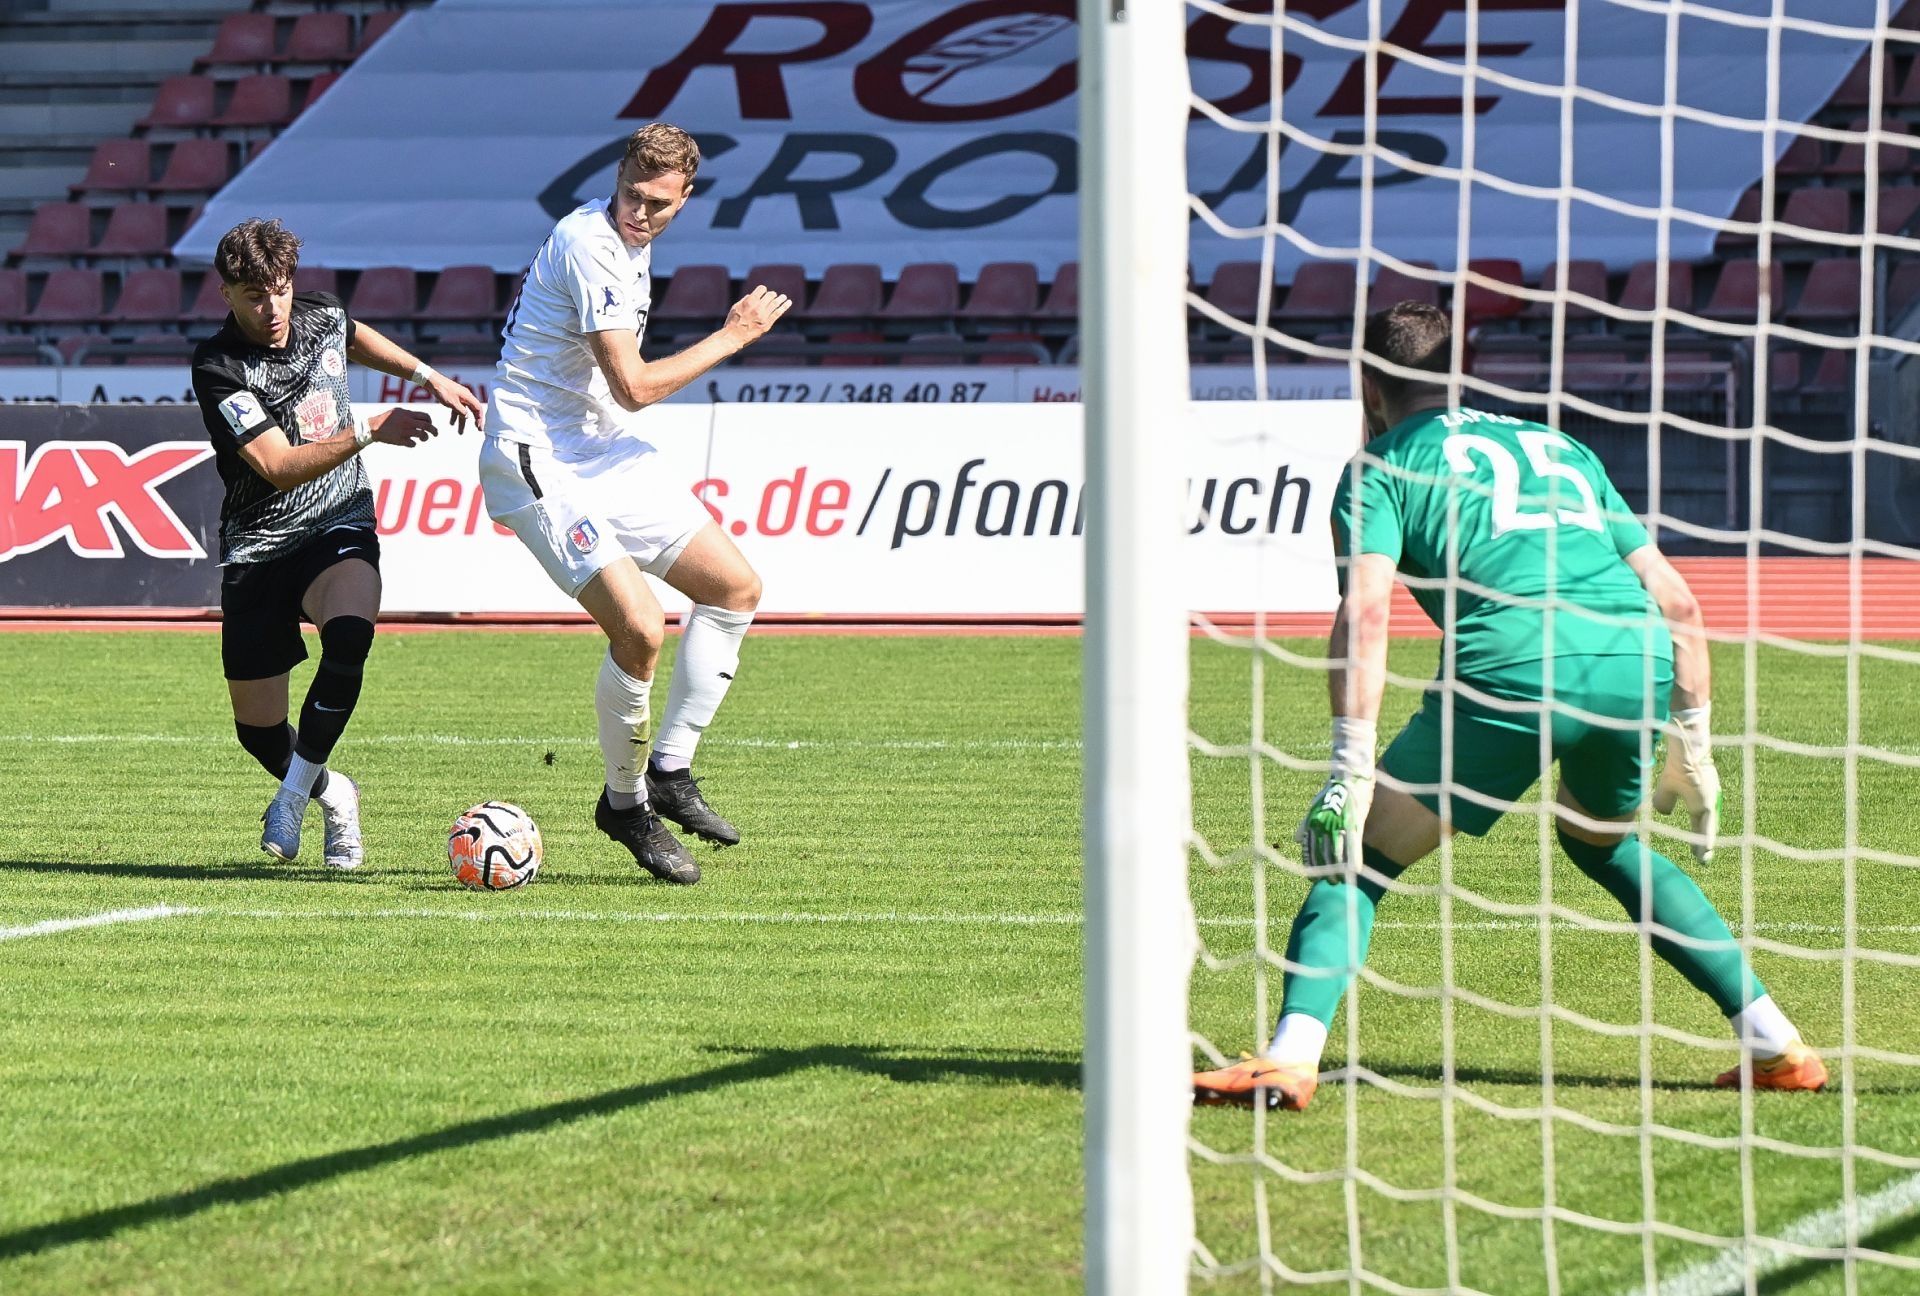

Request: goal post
left=1079, top=0, right=1198, bottom=1291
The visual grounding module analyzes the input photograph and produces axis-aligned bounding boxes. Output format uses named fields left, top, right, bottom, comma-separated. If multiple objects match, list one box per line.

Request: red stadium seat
left=1896, top=60, right=1920, bottom=108
left=1616, top=260, right=1695, bottom=315
left=196, top=13, right=278, bottom=70
left=1778, top=188, right=1852, bottom=242
left=11, top=203, right=92, bottom=259
left=1827, top=118, right=1915, bottom=178
left=1276, top=261, right=1357, bottom=325
left=356, top=10, right=405, bottom=53
left=959, top=262, right=1039, bottom=319
left=0, top=268, right=27, bottom=322
left=821, top=329, right=885, bottom=366
left=881, top=263, right=960, bottom=319
left=652, top=264, right=731, bottom=322
left=1462, top=258, right=1525, bottom=322
left=347, top=266, right=417, bottom=321
left=282, top=13, right=352, bottom=66
left=188, top=272, right=230, bottom=323
left=1367, top=262, right=1439, bottom=314
left=418, top=265, right=498, bottom=321
left=1523, top=260, right=1607, bottom=319
left=803, top=264, right=883, bottom=319
left=1035, top=262, right=1079, bottom=321
left=1786, top=259, right=1862, bottom=324
left=1715, top=188, right=1763, bottom=252
left=1701, top=259, right=1785, bottom=320
left=741, top=262, right=807, bottom=306
left=902, top=331, right=967, bottom=366
left=1889, top=261, right=1920, bottom=317
left=1776, top=133, right=1824, bottom=177
left=1769, top=349, right=1802, bottom=395
left=108, top=268, right=185, bottom=324
left=1878, top=186, right=1920, bottom=237
left=1804, top=348, right=1852, bottom=392
left=152, top=139, right=233, bottom=193
left=69, top=141, right=152, bottom=198
left=1202, top=261, right=1266, bottom=322
left=91, top=204, right=171, bottom=258
left=300, top=73, right=341, bottom=114
left=28, top=269, right=105, bottom=324
left=215, top=75, right=294, bottom=129
left=980, top=331, right=1048, bottom=364
left=137, top=76, right=217, bottom=133
left=293, top=266, right=339, bottom=297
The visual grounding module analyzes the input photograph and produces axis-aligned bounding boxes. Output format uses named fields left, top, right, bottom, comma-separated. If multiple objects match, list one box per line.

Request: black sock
left=236, top=720, right=327, bottom=797
left=293, top=615, right=374, bottom=764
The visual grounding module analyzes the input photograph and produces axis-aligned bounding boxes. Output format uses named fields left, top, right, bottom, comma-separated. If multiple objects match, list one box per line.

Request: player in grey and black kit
left=191, top=218, right=484, bottom=867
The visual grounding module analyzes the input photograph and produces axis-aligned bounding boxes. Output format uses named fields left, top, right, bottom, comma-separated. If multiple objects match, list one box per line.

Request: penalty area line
left=1635, top=1170, right=1920, bottom=1296
left=0, top=904, right=199, bottom=943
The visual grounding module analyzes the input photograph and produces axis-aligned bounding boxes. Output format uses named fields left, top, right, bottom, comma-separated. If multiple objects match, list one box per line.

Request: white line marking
left=0, top=733, right=1083, bottom=753
left=0, top=904, right=198, bottom=943
left=1636, top=1170, right=1920, bottom=1296
left=196, top=907, right=1083, bottom=927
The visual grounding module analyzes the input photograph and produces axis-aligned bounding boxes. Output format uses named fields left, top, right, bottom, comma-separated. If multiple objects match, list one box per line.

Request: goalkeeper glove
left=1296, top=717, right=1377, bottom=875
left=1652, top=703, right=1721, bottom=865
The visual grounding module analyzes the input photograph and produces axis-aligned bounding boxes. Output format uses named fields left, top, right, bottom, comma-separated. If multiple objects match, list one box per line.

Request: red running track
left=2, top=558, right=1918, bottom=638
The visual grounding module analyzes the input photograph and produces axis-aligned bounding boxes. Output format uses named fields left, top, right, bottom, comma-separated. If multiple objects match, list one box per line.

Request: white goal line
left=0, top=904, right=195, bottom=942
left=0, top=732, right=1082, bottom=753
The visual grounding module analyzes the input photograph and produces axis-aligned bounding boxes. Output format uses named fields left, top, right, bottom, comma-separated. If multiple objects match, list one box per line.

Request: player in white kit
left=480, top=123, right=792, bottom=885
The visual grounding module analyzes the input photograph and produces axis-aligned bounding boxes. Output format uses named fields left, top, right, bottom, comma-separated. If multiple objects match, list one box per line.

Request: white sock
left=654, top=604, right=752, bottom=770
left=1268, top=1013, right=1329, bottom=1067
left=281, top=752, right=325, bottom=802
left=596, top=651, right=652, bottom=810
left=1728, top=994, right=1800, bottom=1058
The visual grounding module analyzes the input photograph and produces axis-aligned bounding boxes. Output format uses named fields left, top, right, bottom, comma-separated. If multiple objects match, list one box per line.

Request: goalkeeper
left=1195, top=302, right=1825, bottom=1112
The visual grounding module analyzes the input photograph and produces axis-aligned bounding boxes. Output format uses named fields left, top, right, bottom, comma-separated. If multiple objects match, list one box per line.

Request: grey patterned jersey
left=191, top=291, right=376, bottom=564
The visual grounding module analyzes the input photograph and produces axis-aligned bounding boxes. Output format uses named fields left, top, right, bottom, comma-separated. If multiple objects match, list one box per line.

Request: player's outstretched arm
left=1298, top=552, right=1396, bottom=871
left=1627, top=544, right=1720, bottom=863
left=237, top=410, right=440, bottom=492
left=587, top=285, right=792, bottom=411
left=347, top=321, right=486, bottom=432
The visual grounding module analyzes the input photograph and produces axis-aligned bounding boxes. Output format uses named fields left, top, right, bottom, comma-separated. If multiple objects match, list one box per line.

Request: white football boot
left=260, top=789, right=308, bottom=861
left=317, top=773, right=363, bottom=871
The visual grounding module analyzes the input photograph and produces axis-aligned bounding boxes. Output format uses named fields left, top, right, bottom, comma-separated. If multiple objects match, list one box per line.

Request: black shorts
left=220, top=525, right=380, bottom=681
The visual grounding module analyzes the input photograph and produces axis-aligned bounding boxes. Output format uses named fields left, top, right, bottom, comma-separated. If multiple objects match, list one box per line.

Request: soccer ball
left=448, top=801, right=543, bottom=891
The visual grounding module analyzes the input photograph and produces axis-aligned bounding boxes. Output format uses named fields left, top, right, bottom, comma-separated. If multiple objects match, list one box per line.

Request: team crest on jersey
left=567, top=518, right=600, bottom=554
left=295, top=390, right=340, bottom=440
left=321, top=347, right=345, bottom=378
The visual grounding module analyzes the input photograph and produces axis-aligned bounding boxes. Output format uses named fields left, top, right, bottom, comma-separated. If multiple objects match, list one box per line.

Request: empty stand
left=653, top=265, right=731, bottom=323
left=417, top=265, right=497, bottom=323
left=188, top=273, right=231, bottom=324
left=1275, top=261, right=1357, bottom=330
left=0, top=269, right=27, bottom=323
left=293, top=267, right=339, bottom=297
left=1367, top=262, right=1439, bottom=314
left=1035, top=262, right=1079, bottom=324
left=1778, top=188, right=1851, bottom=245
left=1524, top=260, right=1607, bottom=319
left=903, top=332, right=967, bottom=365
left=1202, top=261, right=1266, bottom=323
left=357, top=10, right=405, bottom=53
left=959, top=262, right=1039, bottom=320
left=301, top=73, right=342, bottom=113
left=196, top=13, right=278, bottom=71
left=214, top=75, right=295, bottom=130
left=1827, top=118, right=1915, bottom=178
left=92, top=203, right=171, bottom=258
left=282, top=13, right=352, bottom=68
left=1462, top=258, right=1525, bottom=322
left=151, top=139, right=233, bottom=195
left=821, top=330, right=885, bottom=366
left=1617, top=260, right=1696, bottom=315
left=741, top=263, right=807, bottom=307
left=10, top=203, right=92, bottom=260
left=28, top=270, right=105, bottom=325
left=1878, top=186, right=1920, bottom=236
left=348, top=267, right=419, bottom=323
left=69, top=141, right=152, bottom=200
left=881, top=263, right=960, bottom=320
left=137, top=76, right=218, bottom=134
left=1786, top=258, right=1862, bottom=325
left=1702, top=259, right=1786, bottom=320
left=803, top=264, right=884, bottom=320
left=107, top=268, right=185, bottom=324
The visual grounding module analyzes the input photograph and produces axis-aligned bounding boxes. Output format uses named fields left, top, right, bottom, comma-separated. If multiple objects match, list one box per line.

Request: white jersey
left=488, top=199, right=653, bottom=459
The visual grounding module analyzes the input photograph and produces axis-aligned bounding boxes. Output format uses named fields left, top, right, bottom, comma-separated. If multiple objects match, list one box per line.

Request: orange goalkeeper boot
left=1714, top=1040, right=1829, bottom=1092
left=1193, top=1055, right=1318, bottom=1111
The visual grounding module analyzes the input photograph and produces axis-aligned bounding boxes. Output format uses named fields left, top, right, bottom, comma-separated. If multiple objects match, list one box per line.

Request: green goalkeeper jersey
left=1330, top=406, right=1672, bottom=677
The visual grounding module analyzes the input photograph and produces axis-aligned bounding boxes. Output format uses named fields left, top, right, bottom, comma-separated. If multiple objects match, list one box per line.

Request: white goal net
left=1169, top=1, right=1920, bottom=1293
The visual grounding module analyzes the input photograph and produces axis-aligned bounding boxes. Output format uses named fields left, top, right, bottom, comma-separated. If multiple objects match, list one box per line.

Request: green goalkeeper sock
left=1555, top=828, right=1764, bottom=1015
left=1279, top=845, right=1406, bottom=1028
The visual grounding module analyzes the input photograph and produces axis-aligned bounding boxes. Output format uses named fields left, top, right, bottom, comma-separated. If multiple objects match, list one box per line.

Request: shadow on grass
left=0, top=1044, right=1079, bottom=1263
left=0, top=859, right=365, bottom=883
left=1750, top=1204, right=1920, bottom=1293
left=1353, top=1058, right=1722, bottom=1094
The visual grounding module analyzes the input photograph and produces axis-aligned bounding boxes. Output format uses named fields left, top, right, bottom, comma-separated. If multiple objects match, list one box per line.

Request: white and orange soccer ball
left=448, top=801, right=543, bottom=891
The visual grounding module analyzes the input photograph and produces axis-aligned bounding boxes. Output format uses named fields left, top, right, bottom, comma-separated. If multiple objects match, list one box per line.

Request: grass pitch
left=1, top=629, right=1917, bottom=1294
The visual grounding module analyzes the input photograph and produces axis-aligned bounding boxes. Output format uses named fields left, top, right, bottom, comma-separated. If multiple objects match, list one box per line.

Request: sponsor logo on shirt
left=567, top=518, right=600, bottom=554
left=321, top=347, right=346, bottom=378
left=218, top=391, right=268, bottom=434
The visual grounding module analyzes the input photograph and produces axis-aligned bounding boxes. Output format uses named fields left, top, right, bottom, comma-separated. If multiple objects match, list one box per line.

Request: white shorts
left=479, top=435, right=711, bottom=598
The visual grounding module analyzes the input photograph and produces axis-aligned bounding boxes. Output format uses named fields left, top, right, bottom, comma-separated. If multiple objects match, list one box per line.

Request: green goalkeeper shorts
left=1378, top=655, right=1674, bottom=837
